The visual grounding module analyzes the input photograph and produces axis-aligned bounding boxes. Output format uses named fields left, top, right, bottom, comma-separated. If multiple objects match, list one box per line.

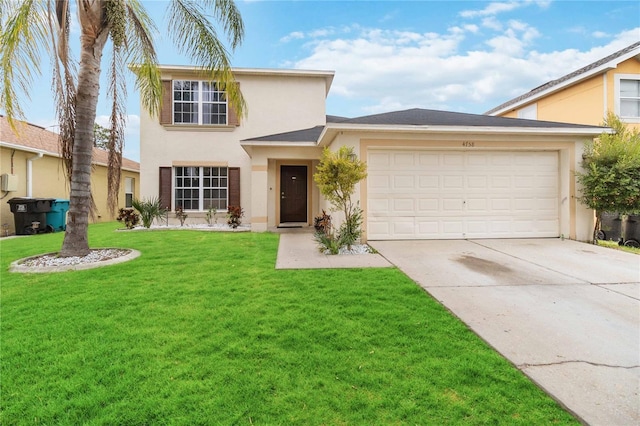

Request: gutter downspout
left=26, top=153, right=43, bottom=197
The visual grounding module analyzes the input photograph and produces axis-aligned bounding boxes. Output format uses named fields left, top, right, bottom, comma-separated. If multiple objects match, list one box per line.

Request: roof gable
left=486, top=41, right=640, bottom=115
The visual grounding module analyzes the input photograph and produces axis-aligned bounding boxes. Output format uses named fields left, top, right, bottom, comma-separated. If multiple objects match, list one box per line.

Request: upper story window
left=173, top=80, right=227, bottom=125
left=615, top=74, right=640, bottom=122
left=517, top=103, right=537, bottom=120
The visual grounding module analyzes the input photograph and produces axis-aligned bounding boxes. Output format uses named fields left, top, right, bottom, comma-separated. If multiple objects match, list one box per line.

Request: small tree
left=93, top=123, right=111, bottom=149
left=314, top=146, right=367, bottom=249
left=577, top=113, right=640, bottom=243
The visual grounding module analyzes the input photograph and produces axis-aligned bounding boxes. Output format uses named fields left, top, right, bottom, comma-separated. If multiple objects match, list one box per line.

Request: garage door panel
left=367, top=149, right=559, bottom=240
left=419, top=154, right=439, bottom=166
left=418, top=175, right=439, bottom=189
left=393, top=198, right=415, bottom=213
left=394, top=175, right=415, bottom=189
left=392, top=218, right=416, bottom=236
left=443, top=198, right=464, bottom=212
left=369, top=174, right=391, bottom=190
left=418, top=198, right=439, bottom=212
left=444, top=175, right=464, bottom=188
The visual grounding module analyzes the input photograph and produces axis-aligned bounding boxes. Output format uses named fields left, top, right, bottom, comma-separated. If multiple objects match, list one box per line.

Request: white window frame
left=614, top=74, right=640, bottom=123
left=124, top=177, right=134, bottom=208
left=174, top=166, right=228, bottom=212
left=173, top=80, right=228, bottom=125
left=517, top=103, right=538, bottom=120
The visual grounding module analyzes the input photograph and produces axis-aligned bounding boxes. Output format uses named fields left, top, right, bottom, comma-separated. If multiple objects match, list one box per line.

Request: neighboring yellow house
left=0, top=115, right=140, bottom=235
left=486, top=41, right=640, bottom=130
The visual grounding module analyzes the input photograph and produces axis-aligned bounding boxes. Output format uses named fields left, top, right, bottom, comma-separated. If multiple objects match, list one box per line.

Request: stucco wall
left=0, top=147, right=140, bottom=235
left=140, top=71, right=330, bottom=224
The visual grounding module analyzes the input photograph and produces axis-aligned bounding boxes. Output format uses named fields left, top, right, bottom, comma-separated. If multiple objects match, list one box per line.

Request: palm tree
left=0, top=0, right=245, bottom=256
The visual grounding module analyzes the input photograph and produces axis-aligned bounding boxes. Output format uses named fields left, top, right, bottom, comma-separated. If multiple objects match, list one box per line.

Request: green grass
left=598, top=239, right=640, bottom=254
left=1, top=223, right=577, bottom=425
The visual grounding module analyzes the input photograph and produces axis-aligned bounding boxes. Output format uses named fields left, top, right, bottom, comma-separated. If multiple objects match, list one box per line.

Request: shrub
left=577, top=113, right=640, bottom=242
left=205, top=207, right=218, bottom=226
left=116, top=208, right=140, bottom=229
left=314, top=210, right=332, bottom=234
left=337, top=203, right=363, bottom=249
left=175, top=206, right=188, bottom=226
left=314, top=146, right=367, bottom=252
left=132, top=197, right=166, bottom=228
left=314, top=231, right=341, bottom=255
left=227, top=205, right=244, bottom=229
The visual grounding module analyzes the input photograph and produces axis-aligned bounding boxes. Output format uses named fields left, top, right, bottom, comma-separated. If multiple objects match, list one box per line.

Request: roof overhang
left=239, top=141, right=319, bottom=156
left=146, top=65, right=336, bottom=95
left=0, top=141, right=140, bottom=173
left=0, top=141, right=52, bottom=156
left=317, top=123, right=611, bottom=147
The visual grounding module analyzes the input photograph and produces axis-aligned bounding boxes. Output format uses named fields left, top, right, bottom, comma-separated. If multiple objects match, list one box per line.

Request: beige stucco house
left=140, top=66, right=608, bottom=242
left=0, top=116, right=140, bottom=235
left=486, top=41, right=640, bottom=131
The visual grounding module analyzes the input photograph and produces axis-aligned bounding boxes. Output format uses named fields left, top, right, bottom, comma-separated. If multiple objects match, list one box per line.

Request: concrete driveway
left=369, top=238, right=640, bottom=426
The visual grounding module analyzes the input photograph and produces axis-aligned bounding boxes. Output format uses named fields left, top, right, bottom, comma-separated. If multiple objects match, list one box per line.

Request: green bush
left=132, top=197, right=166, bottom=228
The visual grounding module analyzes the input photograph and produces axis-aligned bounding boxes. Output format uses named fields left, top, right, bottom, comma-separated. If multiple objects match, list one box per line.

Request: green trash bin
left=46, top=199, right=70, bottom=232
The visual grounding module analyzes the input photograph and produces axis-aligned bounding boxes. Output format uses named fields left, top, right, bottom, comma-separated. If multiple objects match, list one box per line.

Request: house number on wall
left=462, top=141, right=475, bottom=147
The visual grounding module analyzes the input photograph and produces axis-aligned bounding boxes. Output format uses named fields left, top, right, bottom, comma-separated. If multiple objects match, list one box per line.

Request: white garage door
left=367, top=150, right=559, bottom=240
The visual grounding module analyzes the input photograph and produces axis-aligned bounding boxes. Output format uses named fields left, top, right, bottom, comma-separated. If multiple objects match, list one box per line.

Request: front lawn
left=1, top=223, right=577, bottom=424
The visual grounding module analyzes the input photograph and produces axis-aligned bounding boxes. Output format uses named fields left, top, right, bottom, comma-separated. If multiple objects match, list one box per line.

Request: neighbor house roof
left=486, top=41, right=640, bottom=116
left=0, top=116, right=140, bottom=172
left=241, top=108, right=608, bottom=151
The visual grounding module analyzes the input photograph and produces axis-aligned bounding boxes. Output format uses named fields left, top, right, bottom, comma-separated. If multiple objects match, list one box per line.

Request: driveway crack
left=518, top=360, right=640, bottom=369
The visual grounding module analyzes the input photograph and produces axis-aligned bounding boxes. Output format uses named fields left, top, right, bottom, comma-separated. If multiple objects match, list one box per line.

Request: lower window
left=174, top=166, right=228, bottom=211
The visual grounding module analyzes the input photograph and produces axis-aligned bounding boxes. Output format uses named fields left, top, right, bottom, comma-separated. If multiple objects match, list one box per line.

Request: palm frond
left=124, top=0, right=162, bottom=117
left=167, top=0, right=246, bottom=118
left=0, top=0, right=49, bottom=125
left=46, top=0, right=76, bottom=182
left=106, top=44, right=126, bottom=216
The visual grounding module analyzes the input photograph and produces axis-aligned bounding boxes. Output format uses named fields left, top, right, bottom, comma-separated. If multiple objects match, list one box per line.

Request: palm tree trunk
left=60, top=31, right=108, bottom=257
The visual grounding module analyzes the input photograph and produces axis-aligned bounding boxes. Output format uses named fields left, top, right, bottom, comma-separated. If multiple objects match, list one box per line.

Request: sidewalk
left=275, top=229, right=392, bottom=269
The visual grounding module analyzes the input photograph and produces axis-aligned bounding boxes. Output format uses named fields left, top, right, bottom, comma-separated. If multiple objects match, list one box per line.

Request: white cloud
left=280, top=31, right=305, bottom=43
left=592, top=31, right=609, bottom=39
left=291, top=26, right=640, bottom=116
left=460, top=1, right=522, bottom=18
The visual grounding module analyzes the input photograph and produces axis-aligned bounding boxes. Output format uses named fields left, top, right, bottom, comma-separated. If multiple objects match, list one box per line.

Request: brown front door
left=280, top=165, right=307, bottom=223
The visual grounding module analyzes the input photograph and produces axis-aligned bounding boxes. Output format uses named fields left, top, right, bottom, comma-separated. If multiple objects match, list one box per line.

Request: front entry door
left=280, top=165, right=307, bottom=223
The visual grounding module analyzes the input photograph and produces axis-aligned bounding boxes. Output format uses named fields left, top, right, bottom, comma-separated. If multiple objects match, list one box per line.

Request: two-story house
left=486, top=41, right=640, bottom=130
left=140, top=66, right=607, bottom=242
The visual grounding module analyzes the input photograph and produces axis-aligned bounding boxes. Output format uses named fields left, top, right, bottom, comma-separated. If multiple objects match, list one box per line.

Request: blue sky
left=7, top=0, right=640, bottom=162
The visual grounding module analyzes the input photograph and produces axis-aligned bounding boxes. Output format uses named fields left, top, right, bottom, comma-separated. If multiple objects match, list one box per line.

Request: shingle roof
left=0, top=115, right=140, bottom=171
left=243, top=108, right=606, bottom=145
left=485, top=41, right=640, bottom=115
left=242, top=125, right=325, bottom=143
left=341, top=108, right=603, bottom=129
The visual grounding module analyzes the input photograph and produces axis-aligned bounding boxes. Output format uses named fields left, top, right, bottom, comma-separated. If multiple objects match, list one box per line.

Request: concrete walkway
left=275, top=228, right=392, bottom=269
left=369, top=238, right=640, bottom=426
